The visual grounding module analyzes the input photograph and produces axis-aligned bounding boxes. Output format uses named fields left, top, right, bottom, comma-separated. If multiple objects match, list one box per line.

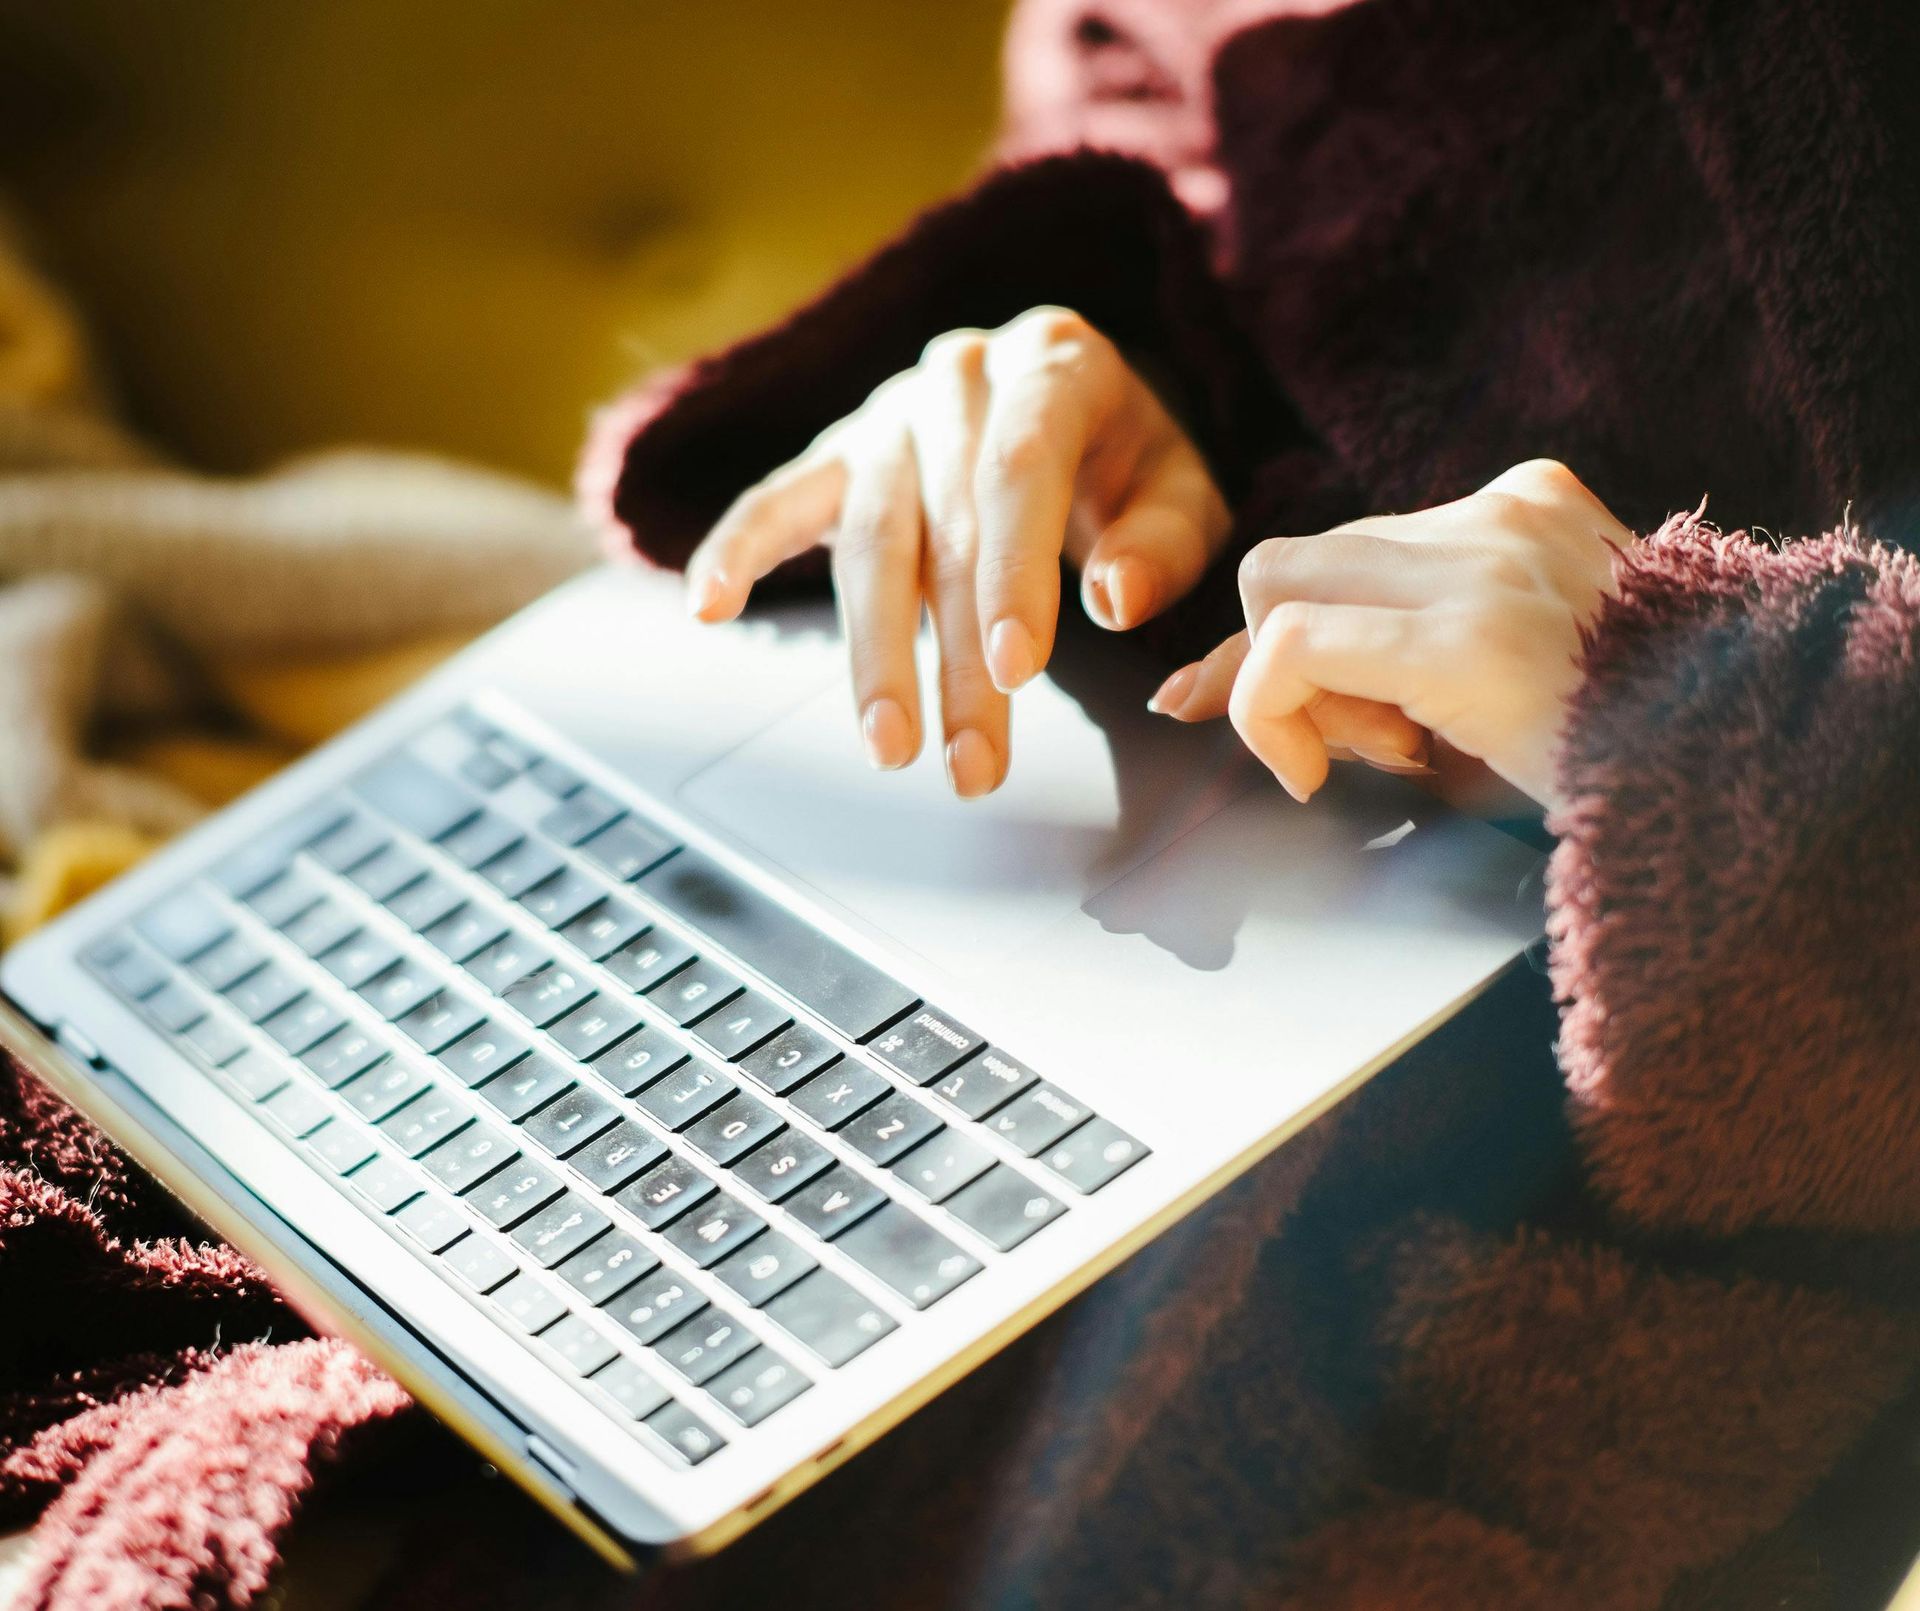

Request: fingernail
left=946, top=728, right=999, bottom=798
left=862, top=698, right=913, bottom=770
left=1106, top=556, right=1157, bottom=629
left=1354, top=743, right=1430, bottom=771
left=689, top=569, right=731, bottom=621
left=986, top=618, right=1038, bottom=692
left=1085, top=570, right=1114, bottom=627
left=1277, top=773, right=1311, bottom=804
left=1147, top=664, right=1198, bottom=715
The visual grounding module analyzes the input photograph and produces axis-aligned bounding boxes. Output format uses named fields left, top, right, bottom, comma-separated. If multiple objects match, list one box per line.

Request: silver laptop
left=0, top=563, right=1544, bottom=1565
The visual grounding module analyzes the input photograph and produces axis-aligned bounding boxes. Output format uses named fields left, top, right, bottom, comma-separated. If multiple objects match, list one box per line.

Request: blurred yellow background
left=0, top=0, right=1011, bottom=485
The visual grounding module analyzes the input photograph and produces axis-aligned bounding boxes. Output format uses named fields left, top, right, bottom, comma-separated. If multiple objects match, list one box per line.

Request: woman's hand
left=682, top=306, right=1232, bottom=796
left=1150, top=460, right=1631, bottom=813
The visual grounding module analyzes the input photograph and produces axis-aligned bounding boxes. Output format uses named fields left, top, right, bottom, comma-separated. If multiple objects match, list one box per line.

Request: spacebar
left=635, top=849, right=917, bottom=1041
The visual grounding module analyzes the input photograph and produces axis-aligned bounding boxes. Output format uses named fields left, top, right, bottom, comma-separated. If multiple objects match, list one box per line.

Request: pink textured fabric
left=5, top=1341, right=408, bottom=1611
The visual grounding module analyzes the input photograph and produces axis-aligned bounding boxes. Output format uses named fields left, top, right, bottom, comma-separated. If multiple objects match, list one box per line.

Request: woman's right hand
left=681, top=306, right=1233, bottom=796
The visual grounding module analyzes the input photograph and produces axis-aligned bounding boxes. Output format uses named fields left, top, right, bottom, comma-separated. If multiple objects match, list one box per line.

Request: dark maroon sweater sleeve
left=1548, top=514, right=1920, bottom=1237
left=579, top=151, right=1296, bottom=576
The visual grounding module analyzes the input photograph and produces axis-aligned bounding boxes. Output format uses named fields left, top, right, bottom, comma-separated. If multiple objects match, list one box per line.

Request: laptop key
left=319, top=932, right=402, bottom=991
left=221, top=1047, right=289, bottom=1101
left=463, top=934, right=546, bottom=996
left=358, top=959, right=443, bottom=1022
left=932, top=1046, right=1039, bottom=1120
left=943, top=1164, right=1066, bottom=1251
left=522, top=1084, right=619, bottom=1156
left=500, top=962, right=592, bottom=1027
left=730, top=1130, right=833, bottom=1202
left=181, top=1012, right=246, bottom=1068
left=309, top=814, right=388, bottom=874
left=738, top=1023, right=839, bottom=1096
left=682, top=1093, right=782, bottom=1167
left=843, top=1090, right=942, bottom=1167
left=603, top=932, right=695, bottom=994
left=439, top=1231, right=518, bottom=1293
left=590, top=1023, right=687, bottom=1096
left=890, top=1130, right=995, bottom=1203
left=437, top=811, right=522, bottom=871
left=712, top=1230, right=816, bottom=1307
left=261, top=995, right=344, bottom=1056
left=353, top=752, right=479, bottom=841
left=868, top=1006, right=981, bottom=1087
left=281, top=898, right=360, bottom=959
left=558, top=897, right=651, bottom=963
left=517, top=868, right=603, bottom=930
left=547, top=996, right=642, bottom=1062
left=348, top=1152, right=422, bottom=1213
left=646, top=957, right=743, bottom=1028
left=708, top=1348, right=811, bottom=1427
left=246, top=866, right=325, bottom=928
left=377, top=1090, right=470, bottom=1156
left=493, top=1271, right=567, bottom=1333
left=836, top=1202, right=981, bottom=1310
left=188, top=933, right=267, bottom=993
left=300, top=1023, right=386, bottom=1087
left=136, top=889, right=230, bottom=962
left=437, top=1021, right=531, bottom=1087
left=224, top=963, right=304, bottom=1024
left=782, top=1164, right=884, bottom=1240
left=632, top=1060, right=734, bottom=1130
left=787, top=1062, right=888, bottom=1130
left=467, top=1157, right=565, bottom=1229
left=662, top=1194, right=765, bottom=1268
left=459, top=748, right=516, bottom=792
left=644, top=1402, right=725, bottom=1465
left=763, top=1269, right=897, bottom=1367
left=384, top=872, right=464, bottom=933
left=529, top=758, right=583, bottom=799
left=339, top=1058, right=432, bottom=1120
left=345, top=844, right=426, bottom=903
left=614, top=1155, right=716, bottom=1230
left=479, top=839, right=565, bottom=900
left=578, top=815, right=677, bottom=882
left=637, top=848, right=916, bottom=1041
left=590, top=1356, right=672, bottom=1422
left=567, top=1119, right=666, bottom=1194
left=396, top=991, right=485, bottom=1054
left=422, top=904, right=509, bottom=964
left=1039, top=1116, right=1148, bottom=1193
left=475, top=1053, right=571, bottom=1121
left=689, top=989, right=791, bottom=1062
left=509, top=1191, right=612, bottom=1268
left=556, top=1227, right=658, bottom=1305
left=983, top=1082, right=1092, bottom=1157
left=606, top=1268, right=704, bottom=1346
left=540, top=1313, right=619, bottom=1377
left=420, top=1119, right=519, bottom=1193
left=538, top=788, right=623, bottom=848
left=142, top=981, right=206, bottom=1034
left=304, top=1117, right=378, bottom=1175
left=259, top=1082, right=331, bottom=1138
left=395, top=1192, right=468, bottom=1252
left=210, top=800, right=348, bottom=897
left=655, top=1307, right=755, bottom=1386
left=91, top=941, right=167, bottom=1001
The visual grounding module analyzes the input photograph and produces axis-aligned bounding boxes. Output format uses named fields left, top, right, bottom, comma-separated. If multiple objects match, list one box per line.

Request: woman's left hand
left=1148, top=460, right=1632, bottom=813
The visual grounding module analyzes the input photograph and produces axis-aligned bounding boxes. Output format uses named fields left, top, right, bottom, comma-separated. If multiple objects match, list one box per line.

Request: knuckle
left=979, top=425, right=1055, bottom=486
left=1237, top=536, right=1293, bottom=603
left=919, top=328, right=987, bottom=375
left=1262, top=598, right=1317, bottom=655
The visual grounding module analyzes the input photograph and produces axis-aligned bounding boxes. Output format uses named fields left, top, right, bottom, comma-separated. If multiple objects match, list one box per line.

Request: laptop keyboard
left=77, top=704, right=1148, bottom=1470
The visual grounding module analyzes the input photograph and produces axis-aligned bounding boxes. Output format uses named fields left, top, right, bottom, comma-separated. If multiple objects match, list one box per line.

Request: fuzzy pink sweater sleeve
left=1548, top=514, right=1920, bottom=1236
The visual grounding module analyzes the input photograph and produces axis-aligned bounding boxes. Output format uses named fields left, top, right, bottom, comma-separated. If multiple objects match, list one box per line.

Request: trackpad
left=677, top=641, right=1260, bottom=981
